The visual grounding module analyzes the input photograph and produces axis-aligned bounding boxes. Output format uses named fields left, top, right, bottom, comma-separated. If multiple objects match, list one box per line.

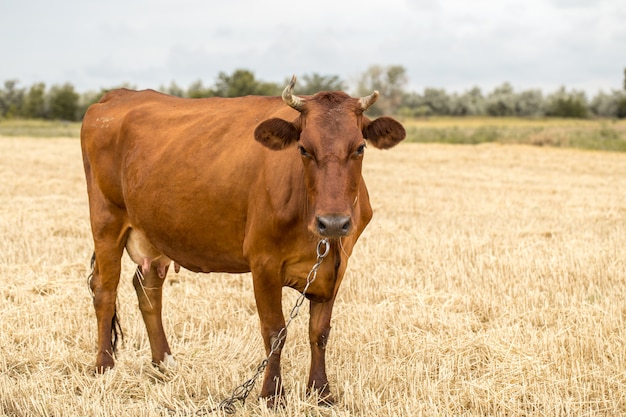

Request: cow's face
left=254, top=76, right=405, bottom=238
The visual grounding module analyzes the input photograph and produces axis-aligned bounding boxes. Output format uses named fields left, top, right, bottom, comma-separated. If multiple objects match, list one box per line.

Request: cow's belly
left=126, top=224, right=250, bottom=274
left=123, top=192, right=251, bottom=274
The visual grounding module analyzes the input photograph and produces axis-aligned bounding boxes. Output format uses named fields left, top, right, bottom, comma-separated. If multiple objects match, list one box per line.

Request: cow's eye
left=298, top=145, right=311, bottom=158
left=354, top=143, right=366, bottom=156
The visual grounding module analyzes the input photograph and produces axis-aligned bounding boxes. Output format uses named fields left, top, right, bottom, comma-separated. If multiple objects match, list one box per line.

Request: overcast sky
left=2, top=0, right=625, bottom=95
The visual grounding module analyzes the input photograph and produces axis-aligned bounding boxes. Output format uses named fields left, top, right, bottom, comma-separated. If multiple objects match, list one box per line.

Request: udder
left=126, top=228, right=179, bottom=278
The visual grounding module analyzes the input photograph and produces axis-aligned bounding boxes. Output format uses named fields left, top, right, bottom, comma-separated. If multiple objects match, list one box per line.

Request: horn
left=282, top=75, right=305, bottom=111
left=359, top=91, right=379, bottom=111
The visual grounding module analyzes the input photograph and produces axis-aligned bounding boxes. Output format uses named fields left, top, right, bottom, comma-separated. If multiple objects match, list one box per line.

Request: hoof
left=94, top=365, right=114, bottom=375
left=262, top=394, right=286, bottom=410
left=308, top=387, right=335, bottom=406
left=157, top=353, right=177, bottom=373
left=317, top=393, right=335, bottom=407
left=94, top=353, right=115, bottom=374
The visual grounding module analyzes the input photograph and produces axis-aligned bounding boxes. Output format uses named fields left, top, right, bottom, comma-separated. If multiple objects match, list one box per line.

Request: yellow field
left=1, top=136, right=625, bottom=416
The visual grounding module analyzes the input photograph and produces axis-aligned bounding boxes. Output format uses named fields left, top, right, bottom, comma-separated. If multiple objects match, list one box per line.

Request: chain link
left=189, top=239, right=331, bottom=415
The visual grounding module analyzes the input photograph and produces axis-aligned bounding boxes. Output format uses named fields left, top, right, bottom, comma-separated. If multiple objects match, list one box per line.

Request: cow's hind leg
left=90, top=228, right=126, bottom=373
left=132, top=263, right=174, bottom=370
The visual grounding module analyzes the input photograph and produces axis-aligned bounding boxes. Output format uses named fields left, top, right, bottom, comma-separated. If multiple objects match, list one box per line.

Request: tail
left=87, top=251, right=124, bottom=354
left=111, top=309, right=124, bottom=354
left=87, top=252, right=96, bottom=297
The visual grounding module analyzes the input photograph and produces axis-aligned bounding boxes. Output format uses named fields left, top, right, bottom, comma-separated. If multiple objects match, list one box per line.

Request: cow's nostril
left=316, top=215, right=351, bottom=237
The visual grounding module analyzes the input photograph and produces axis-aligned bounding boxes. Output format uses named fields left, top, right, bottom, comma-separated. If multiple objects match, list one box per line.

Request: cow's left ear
left=254, top=118, right=300, bottom=150
left=362, top=117, right=406, bottom=150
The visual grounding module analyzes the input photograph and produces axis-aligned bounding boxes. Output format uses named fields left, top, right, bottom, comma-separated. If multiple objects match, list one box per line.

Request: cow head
left=254, top=76, right=406, bottom=238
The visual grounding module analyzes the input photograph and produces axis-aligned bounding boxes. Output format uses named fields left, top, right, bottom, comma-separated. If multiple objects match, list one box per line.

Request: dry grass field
left=1, top=136, right=625, bottom=416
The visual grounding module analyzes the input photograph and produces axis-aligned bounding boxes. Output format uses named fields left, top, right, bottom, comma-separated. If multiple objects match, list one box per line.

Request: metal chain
left=189, top=239, right=331, bottom=416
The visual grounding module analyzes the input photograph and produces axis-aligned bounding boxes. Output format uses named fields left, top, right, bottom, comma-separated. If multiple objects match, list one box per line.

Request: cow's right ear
left=254, top=118, right=300, bottom=150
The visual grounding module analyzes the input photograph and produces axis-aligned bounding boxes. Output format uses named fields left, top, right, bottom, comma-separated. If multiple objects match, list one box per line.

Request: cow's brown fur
left=80, top=81, right=405, bottom=404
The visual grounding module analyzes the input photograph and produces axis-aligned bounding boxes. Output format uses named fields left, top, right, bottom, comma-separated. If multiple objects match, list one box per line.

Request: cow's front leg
left=308, top=298, right=336, bottom=405
left=252, top=275, right=286, bottom=407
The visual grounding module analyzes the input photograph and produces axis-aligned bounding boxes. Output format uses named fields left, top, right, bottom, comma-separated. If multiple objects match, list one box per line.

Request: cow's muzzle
left=316, top=214, right=352, bottom=238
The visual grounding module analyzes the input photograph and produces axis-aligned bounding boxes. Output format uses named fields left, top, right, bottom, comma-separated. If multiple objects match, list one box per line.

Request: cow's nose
left=316, top=215, right=351, bottom=237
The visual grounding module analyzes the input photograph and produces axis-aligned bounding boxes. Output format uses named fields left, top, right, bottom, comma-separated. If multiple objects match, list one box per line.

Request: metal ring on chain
left=317, top=239, right=330, bottom=258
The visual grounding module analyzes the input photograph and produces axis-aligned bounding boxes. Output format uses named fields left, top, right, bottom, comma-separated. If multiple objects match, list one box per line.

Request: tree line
left=1, top=66, right=625, bottom=122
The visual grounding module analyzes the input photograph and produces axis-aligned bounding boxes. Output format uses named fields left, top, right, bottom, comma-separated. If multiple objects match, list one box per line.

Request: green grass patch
left=0, top=119, right=81, bottom=138
left=403, top=117, right=626, bottom=152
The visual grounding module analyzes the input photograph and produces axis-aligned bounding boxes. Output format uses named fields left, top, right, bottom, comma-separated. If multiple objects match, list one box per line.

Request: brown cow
left=80, top=76, right=405, bottom=405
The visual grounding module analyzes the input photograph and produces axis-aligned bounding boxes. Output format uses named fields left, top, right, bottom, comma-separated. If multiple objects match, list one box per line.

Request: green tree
left=515, top=89, right=545, bottom=117
left=0, top=79, right=25, bottom=118
left=617, top=96, right=626, bottom=119
left=590, top=90, right=626, bottom=118
left=213, top=69, right=280, bottom=97
left=356, top=65, right=408, bottom=116
left=546, top=87, right=588, bottom=118
left=187, top=80, right=214, bottom=98
left=422, top=88, right=452, bottom=115
left=398, top=91, right=431, bottom=117
left=451, top=87, right=485, bottom=116
left=486, top=83, right=516, bottom=117
left=48, top=83, right=80, bottom=121
left=295, top=73, right=345, bottom=95
left=161, top=81, right=185, bottom=97
left=22, top=82, right=47, bottom=119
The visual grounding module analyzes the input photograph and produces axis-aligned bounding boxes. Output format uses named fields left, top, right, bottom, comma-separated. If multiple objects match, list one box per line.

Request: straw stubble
left=1, top=137, right=624, bottom=416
